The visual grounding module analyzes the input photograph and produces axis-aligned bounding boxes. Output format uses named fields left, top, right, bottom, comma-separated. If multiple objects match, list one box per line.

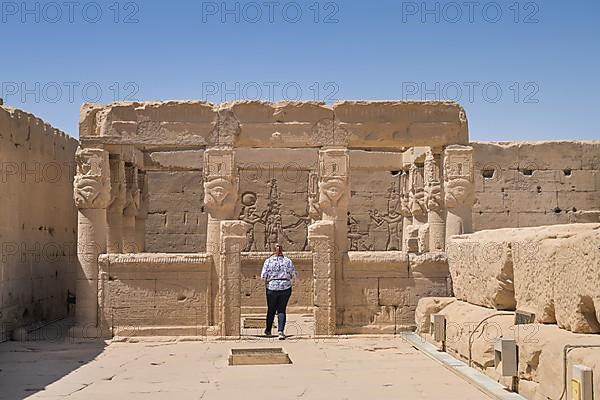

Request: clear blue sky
left=0, top=0, right=598, bottom=141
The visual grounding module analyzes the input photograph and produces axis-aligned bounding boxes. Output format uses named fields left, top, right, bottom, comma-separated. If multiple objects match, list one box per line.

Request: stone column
left=122, top=163, right=140, bottom=253
left=425, top=148, right=445, bottom=251
left=407, top=161, right=428, bottom=252
left=318, top=149, right=349, bottom=276
left=218, top=221, right=248, bottom=337
left=203, top=146, right=239, bottom=329
left=308, top=220, right=336, bottom=335
left=309, top=147, right=349, bottom=335
left=443, top=145, right=475, bottom=243
left=107, top=156, right=125, bottom=253
left=399, top=169, right=413, bottom=252
left=135, top=171, right=148, bottom=252
left=72, top=147, right=111, bottom=335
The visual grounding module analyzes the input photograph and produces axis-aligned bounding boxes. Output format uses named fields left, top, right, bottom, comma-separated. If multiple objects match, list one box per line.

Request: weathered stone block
left=339, top=279, right=379, bottom=306
left=408, top=252, right=449, bottom=278
left=414, top=297, right=456, bottom=333
left=344, top=252, right=408, bottom=279
left=511, top=223, right=600, bottom=332
left=447, top=233, right=516, bottom=310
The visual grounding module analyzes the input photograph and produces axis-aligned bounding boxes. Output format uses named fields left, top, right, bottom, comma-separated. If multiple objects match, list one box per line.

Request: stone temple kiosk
left=72, top=100, right=473, bottom=337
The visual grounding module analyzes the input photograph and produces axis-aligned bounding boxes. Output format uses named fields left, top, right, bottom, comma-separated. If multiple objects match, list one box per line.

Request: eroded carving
left=123, top=164, right=140, bottom=217
left=408, top=164, right=426, bottom=217
left=317, top=149, right=350, bottom=220
left=444, top=177, right=474, bottom=209
left=204, top=176, right=239, bottom=219
left=203, top=147, right=239, bottom=220
left=424, top=151, right=443, bottom=212
left=368, top=182, right=402, bottom=251
left=73, top=147, right=111, bottom=209
left=444, top=145, right=474, bottom=209
left=348, top=211, right=373, bottom=251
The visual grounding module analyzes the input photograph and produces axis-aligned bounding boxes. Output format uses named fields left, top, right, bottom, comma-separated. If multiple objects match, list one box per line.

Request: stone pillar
left=135, top=171, right=148, bottom=252
left=203, top=146, right=239, bottom=328
left=308, top=220, right=336, bottom=335
left=308, top=148, right=349, bottom=335
left=443, top=145, right=475, bottom=243
left=107, top=156, right=125, bottom=253
left=407, top=161, right=428, bottom=252
left=425, top=148, right=445, bottom=251
left=72, top=147, right=111, bottom=335
left=399, top=169, right=413, bottom=252
left=218, top=221, right=248, bottom=337
left=122, top=163, right=140, bottom=253
left=318, top=148, right=349, bottom=284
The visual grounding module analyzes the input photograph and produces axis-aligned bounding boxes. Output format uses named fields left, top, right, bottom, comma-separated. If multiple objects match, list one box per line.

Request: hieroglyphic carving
left=239, top=179, right=310, bottom=251
left=263, top=179, right=294, bottom=250
left=308, top=171, right=321, bottom=221
left=73, top=147, right=111, bottom=209
left=348, top=211, right=373, bottom=251
left=239, top=192, right=261, bottom=251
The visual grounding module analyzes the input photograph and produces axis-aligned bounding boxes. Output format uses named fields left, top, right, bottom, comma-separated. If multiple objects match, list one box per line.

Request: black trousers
left=265, top=288, right=292, bottom=333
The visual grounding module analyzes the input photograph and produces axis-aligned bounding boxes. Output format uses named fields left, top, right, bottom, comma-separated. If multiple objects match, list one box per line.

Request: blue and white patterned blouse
left=261, top=255, right=297, bottom=291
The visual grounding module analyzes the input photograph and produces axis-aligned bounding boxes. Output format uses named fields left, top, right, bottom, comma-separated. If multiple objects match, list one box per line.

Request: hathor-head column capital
left=73, top=147, right=111, bottom=209
left=443, top=145, right=475, bottom=209
left=317, top=147, right=350, bottom=220
left=443, top=145, right=475, bottom=240
left=203, top=146, right=239, bottom=220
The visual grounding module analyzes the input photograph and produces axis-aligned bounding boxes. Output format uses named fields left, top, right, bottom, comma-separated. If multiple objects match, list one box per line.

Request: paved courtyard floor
left=0, top=328, right=492, bottom=400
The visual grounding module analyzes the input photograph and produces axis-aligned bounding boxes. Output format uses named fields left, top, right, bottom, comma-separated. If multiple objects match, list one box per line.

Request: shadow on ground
left=0, top=318, right=106, bottom=400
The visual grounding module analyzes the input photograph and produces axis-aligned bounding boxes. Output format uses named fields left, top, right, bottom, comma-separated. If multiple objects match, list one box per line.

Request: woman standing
left=260, top=244, right=296, bottom=340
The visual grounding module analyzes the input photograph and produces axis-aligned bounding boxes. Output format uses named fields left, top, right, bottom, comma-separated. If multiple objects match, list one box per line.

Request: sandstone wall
left=337, top=252, right=451, bottom=334
left=98, top=253, right=212, bottom=336
left=0, top=106, right=78, bottom=340
left=472, top=141, right=600, bottom=230
left=141, top=141, right=599, bottom=254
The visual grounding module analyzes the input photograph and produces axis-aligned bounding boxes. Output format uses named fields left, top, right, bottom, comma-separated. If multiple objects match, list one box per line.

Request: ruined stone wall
left=472, top=141, right=600, bottom=230
left=0, top=106, right=78, bottom=340
left=418, top=223, right=600, bottom=399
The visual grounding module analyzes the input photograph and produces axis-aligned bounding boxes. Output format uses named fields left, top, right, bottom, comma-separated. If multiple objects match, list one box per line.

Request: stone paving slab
left=0, top=334, right=493, bottom=400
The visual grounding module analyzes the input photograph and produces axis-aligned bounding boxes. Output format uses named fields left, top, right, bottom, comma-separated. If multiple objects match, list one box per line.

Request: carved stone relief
left=348, top=171, right=406, bottom=251
left=239, top=170, right=310, bottom=252
left=203, top=147, right=239, bottom=220
left=73, top=147, right=111, bottom=209
left=123, top=164, right=141, bottom=217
